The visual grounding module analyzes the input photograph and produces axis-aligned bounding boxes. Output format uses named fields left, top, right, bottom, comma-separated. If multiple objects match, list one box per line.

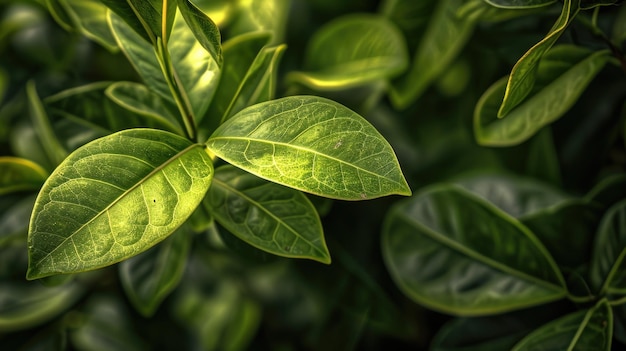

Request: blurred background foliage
left=1, top=0, right=625, bottom=350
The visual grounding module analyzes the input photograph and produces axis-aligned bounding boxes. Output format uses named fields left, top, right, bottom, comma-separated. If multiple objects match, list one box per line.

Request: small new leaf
left=27, top=129, right=214, bottom=279
left=206, top=96, right=411, bottom=200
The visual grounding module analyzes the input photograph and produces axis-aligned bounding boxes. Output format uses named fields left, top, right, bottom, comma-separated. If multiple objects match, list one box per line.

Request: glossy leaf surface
left=497, top=0, right=578, bottom=117
left=177, top=0, right=223, bottom=67
left=119, top=226, right=191, bottom=316
left=383, top=185, right=566, bottom=315
left=206, top=165, right=330, bottom=263
left=228, top=0, right=289, bottom=44
left=512, top=300, right=613, bottom=350
left=475, top=46, right=611, bottom=146
left=27, top=129, right=214, bottom=279
left=0, top=157, right=47, bottom=195
left=206, top=96, right=411, bottom=200
left=288, top=14, right=408, bottom=90
left=389, top=0, right=473, bottom=109
left=590, top=200, right=626, bottom=296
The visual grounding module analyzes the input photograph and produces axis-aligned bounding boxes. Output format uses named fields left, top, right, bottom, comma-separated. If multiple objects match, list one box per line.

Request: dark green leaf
left=177, top=0, right=223, bottom=67
left=497, top=0, right=579, bottom=117
left=484, top=0, right=557, bottom=8
left=0, top=280, right=83, bottom=332
left=206, top=165, right=330, bottom=264
left=27, top=129, right=214, bottom=279
left=511, top=299, right=613, bottom=350
left=431, top=315, right=530, bottom=351
left=287, top=14, right=408, bottom=90
left=0, top=157, right=47, bottom=195
left=27, top=81, right=67, bottom=166
left=580, top=0, right=621, bottom=9
left=474, top=46, right=611, bottom=146
left=119, top=226, right=191, bottom=316
left=58, top=0, right=118, bottom=51
left=0, top=194, right=37, bottom=246
left=389, top=0, right=474, bottom=109
left=206, top=96, right=411, bottom=200
left=590, top=200, right=626, bottom=296
left=382, top=185, right=566, bottom=315
left=585, top=173, right=626, bottom=210
left=100, top=0, right=153, bottom=43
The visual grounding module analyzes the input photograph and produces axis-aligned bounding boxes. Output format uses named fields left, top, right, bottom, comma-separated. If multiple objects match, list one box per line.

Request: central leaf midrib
left=37, top=142, right=203, bottom=265
left=212, top=177, right=326, bottom=257
left=209, top=136, right=401, bottom=186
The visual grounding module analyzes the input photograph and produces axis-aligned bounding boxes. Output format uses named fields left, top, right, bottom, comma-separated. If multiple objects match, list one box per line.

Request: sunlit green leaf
left=497, top=0, right=579, bottom=117
left=119, top=226, right=191, bottom=317
left=206, top=165, right=330, bottom=263
left=177, top=0, right=223, bottom=67
left=0, top=194, right=37, bottom=246
left=206, top=96, right=411, bottom=200
left=0, top=157, right=47, bottom=195
left=590, top=200, right=626, bottom=296
left=201, top=31, right=271, bottom=137
left=484, top=0, right=557, bottom=8
left=27, top=81, right=67, bottom=167
left=511, top=300, right=613, bottom=350
left=0, top=280, right=83, bottom=332
left=228, top=0, right=290, bottom=44
left=58, top=0, right=118, bottom=51
left=389, top=0, right=473, bottom=109
left=191, top=0, right=235, bottom=27
left=27, top=129, right=214, bottom=279
left=105, top=81, right=183, bottom=134
left=287, top=14, right=408, bottom=90
left=383, top=185, right=566, bottom=316
left=474, top=46, right=611, bottom=146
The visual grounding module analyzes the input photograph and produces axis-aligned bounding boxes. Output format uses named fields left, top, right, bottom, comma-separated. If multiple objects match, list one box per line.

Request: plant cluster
left=1, top=0, right=625, bottom=350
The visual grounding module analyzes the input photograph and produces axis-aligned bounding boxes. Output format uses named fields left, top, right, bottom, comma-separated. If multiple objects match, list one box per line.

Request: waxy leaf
left=119, top=226, right=191, bottom=316
left=512, top=300, right=613, bottom=350
left=206, top=96, right=411, bottom=200
left=590, top=200, right=626, bottom=296
left=206, top=165, right=330, bottom=263
left=389, top=0, right=473, bottom=109
left=383, top=185, right=566, bottom=315
left=27, top=129, right=214, bottom=279
left=105, top=81, right=182, bottom=134
left=287, top=14, right=408, bottom=90
left=0, top=157, right=47, bottom=195
left=475, top=46, right=611, bottom=146
left=497, top=0, right=578, bottom=117
left=485, top=0, right=557, bottom=8
left=58, top=0, right=118, bottom=51
left=177, top=0, right=223, bottom=67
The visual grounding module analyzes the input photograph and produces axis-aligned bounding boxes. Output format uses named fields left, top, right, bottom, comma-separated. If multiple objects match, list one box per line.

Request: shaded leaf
left=590, top=200, right=626, bottom=296
left=431, top=315, right=531, bottom=351
left=585, top=173, right=626, bottom=210
left=27, top=81, right=67, bottom=167
left=206, top=96, right=411, bottom=200
left=0, top=280, right=83, bottom=332
left=485, top=0, right=557, bottom=8
left=206, top=165, right=329, bottom=263
left=58, top=0, right=118, bottom=51
left=99, top=0, right=154, bottom=43
left=177, top=0, right=223, bottom=67
left=287, top=14, right=408, bottom=90
left=580, top=0, right=621, bottom=9
left=511, top=300, right=613, bottom=350
left=389, top=0, right=474, bottom=109
left=475, top=46, right=611, bottom=146
left=0, top=157, right=47, bottom=195
left=27, top=129, right=214, bottom=279
left=382, top=185, right=566, bottom=316
left=0, top=194, right=37, bottom=246
left=119, top=226, right=191, bottom=316
left=497, top=0, right=579, bottom=117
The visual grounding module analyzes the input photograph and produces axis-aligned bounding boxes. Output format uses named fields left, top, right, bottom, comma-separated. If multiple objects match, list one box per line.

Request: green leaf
left=119, top=225, right=191, bottom=316
left=176, top=0, right=223, bottom=67
left=525, top=128, right=561, bottom=185
left=99, top=0, right=156, bottom=43
left=580, top=0, right=621, bottom=9
left=613, top=4, right=626, bottom=45
left=206, top=165, right=330, bottom=264
left=585, top=173, right=626, bottom=210
left=58, top=0, right=118, bottom=51
left=206, top=96, right=411, bottom=200
left=590, top=200, right=626, bottom=296
left=511, top=300, right=613, bottom=350
left=27, top=129, right=214, bottom=279
left=382, top=185, right=566, bottom=316
left=0, top=195, right=36, bottom=247
left=431, top=316, right=530, bottom=351
left=201, top=31, right=271, bottom=136
left=497, top=0, right=579, bottom=117
left=105, top=81, right=183, bottom=134
left=0, top=157, right=48, bottom=195
left=287, top=14, right=408, bottom=90
left=389, top=0, right=474, bottom=109
left=484, top=0, right=557, bottom=8
left=474, top=46, right=611, bottom=146
left=228, top=0, right=289, bottom=44
left=27, top=81, right=67, bottom=167
left=0, top=280, right=83, bottom=332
